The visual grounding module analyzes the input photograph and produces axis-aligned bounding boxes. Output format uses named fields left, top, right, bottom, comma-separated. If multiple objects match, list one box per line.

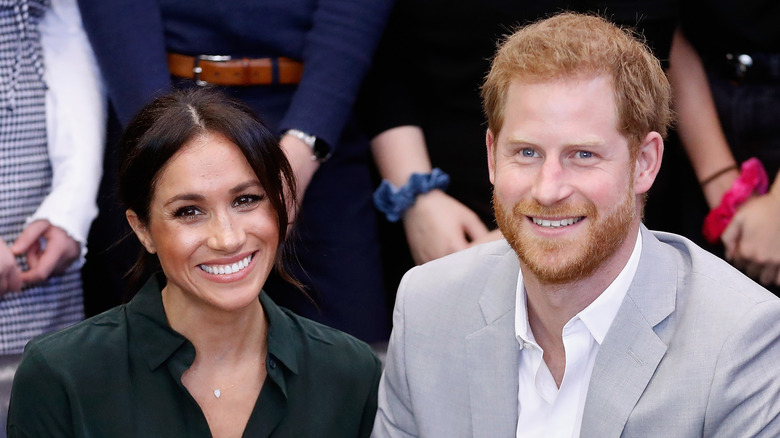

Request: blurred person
left=373, top=13, right=780, bottom=437
left=669, top=1, right=780, bottom=291
left=0, top=0, right=104, bottom=354
left=77, top=0, right=395, bottom=343
left=7, top=88, right=381, bottom=437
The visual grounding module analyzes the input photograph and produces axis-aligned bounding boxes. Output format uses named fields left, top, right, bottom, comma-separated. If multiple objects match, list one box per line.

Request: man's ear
left=486, top=129, right=496, bottom=184
left=126, top=209, right=156, bottom=254
left=633, top=131, right=664, bottom=195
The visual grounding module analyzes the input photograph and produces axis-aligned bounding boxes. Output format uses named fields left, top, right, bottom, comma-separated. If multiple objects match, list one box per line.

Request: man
left=372, top=13, right=780, bottom=438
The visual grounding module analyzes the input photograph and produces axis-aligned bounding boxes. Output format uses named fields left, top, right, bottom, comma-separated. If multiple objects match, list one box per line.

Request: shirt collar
left=126, top=272, right=191, bottom=371
left=579, top=229, right=642, bottom=344
left=126, top=273, right=300, bottom=377
left=515, top=229, right=643, bottom=346
left=259, top=291, right=300, bottom=376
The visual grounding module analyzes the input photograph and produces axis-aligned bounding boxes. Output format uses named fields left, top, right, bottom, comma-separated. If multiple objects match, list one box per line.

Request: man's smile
left=530, top=216, right=585, bottom=228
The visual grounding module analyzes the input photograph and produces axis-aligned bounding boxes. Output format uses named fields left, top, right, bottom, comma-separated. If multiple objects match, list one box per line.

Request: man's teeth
left=200, top=254, right=253, bottom=275
left=532, top=217, right=583, bottom=228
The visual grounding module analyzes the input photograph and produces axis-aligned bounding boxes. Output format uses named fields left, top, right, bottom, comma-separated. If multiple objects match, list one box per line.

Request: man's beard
left=494, top=188, right=636, bottom=285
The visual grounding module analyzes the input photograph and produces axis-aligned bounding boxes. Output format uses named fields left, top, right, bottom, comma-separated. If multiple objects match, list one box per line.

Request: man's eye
left=577, top=151, right=593, bottom=159
left=521, top=149, right=536, bottom=157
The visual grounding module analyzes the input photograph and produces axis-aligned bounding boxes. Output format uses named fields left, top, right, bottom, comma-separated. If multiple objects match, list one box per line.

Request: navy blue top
left=77, top=0, right=394, bottom=149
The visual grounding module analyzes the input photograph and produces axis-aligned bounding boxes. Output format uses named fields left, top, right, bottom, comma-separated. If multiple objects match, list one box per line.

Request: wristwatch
left=285, top=129, right=332, bottom=162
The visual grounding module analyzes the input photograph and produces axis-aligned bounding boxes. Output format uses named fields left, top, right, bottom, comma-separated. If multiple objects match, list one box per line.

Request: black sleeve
left=6, top=345, right=74, bottom=438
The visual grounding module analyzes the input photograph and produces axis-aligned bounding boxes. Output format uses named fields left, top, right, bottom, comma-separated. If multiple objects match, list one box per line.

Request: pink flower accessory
left=702, top=158, right=769, bottom=244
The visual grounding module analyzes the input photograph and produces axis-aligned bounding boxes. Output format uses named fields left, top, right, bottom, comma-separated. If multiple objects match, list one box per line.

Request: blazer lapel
left=466, top=248, right=521, bottom=438
left=580, top=226, right=677, bottom=437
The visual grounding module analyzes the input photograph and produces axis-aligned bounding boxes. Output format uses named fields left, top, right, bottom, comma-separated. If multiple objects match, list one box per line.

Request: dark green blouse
left=6, top=274, right=381, bottom=437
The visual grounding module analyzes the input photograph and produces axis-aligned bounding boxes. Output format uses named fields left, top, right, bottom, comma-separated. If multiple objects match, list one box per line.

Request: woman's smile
left=199, top=252, right=255, bottom=276
left=130, top=132, right=280, bottom=313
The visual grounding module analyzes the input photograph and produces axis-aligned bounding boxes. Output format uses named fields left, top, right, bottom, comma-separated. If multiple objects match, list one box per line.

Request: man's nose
left=531, top=159, right=572, bottom=206
left=207, top=212, right=245, bottom=252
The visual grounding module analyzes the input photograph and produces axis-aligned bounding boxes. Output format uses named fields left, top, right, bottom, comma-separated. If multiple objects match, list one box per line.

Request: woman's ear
left=126, top=210, right=156, bottom=254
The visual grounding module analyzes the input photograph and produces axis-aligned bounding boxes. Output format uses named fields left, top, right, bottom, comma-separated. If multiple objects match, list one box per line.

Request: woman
left=77, top=0, right=394, bottom=344
left=6, top=88, right=381, bottom=437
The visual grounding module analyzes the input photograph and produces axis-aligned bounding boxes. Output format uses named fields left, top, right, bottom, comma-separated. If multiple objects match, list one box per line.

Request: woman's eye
left=577, top=151, right=594, bottom=159
left=234, top=194, right=263, bottom=208
left=173, top=206, right=202, bottom=218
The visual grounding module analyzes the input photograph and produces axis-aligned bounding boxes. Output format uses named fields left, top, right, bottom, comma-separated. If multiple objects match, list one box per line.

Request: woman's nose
left=207, top=213, right=245, bottom=252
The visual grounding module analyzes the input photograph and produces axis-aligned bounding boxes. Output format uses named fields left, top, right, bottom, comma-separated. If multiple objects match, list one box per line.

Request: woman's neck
left=161, top=285, right=268, bottom=363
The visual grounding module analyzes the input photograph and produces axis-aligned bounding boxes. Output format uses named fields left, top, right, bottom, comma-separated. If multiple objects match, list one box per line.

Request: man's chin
left=516, top=242, right=593, bottom=285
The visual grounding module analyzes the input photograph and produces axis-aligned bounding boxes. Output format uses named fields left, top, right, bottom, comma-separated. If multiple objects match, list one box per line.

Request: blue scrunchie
left=373, top=168, right=451, bottom=222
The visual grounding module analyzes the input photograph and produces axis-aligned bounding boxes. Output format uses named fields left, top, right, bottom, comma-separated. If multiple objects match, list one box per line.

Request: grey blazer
left=372, top=226, right=780, bottom=437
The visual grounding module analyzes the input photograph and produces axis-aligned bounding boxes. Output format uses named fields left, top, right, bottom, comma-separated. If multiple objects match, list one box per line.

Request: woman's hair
left=117, top=87, right=299, bottom=289
left=481, top=12, right=673, bottom=153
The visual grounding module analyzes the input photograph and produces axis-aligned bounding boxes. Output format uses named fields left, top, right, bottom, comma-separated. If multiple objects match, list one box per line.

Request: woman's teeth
left=200, top=254, right=253, bottom=275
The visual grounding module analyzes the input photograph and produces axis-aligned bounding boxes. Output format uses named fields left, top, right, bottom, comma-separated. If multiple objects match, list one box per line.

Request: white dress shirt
left=515, top=230, right=642, bottom=438
left=33, top=0, right=105, bottom=259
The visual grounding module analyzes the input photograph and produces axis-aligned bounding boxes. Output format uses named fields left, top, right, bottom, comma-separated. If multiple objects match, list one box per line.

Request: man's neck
left=521, top=225, right=641, bottom=385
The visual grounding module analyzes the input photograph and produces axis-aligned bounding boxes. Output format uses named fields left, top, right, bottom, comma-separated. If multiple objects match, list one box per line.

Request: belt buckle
left=194, top=55, right=232, bottom=86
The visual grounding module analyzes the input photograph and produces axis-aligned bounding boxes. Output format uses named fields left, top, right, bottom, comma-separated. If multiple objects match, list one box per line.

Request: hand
left=403, top=190, right=490, bottom=265
left=0, top=238, right=23, bottom=295
left=280, top=134, right=320, bottom=224
left=721, top=192, right=780, bottom=286
left=11, top=220, right=80, bottom=287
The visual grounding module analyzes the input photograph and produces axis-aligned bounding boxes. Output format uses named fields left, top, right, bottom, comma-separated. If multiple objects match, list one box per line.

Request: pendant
left=214, top=389, right=221, bottom=398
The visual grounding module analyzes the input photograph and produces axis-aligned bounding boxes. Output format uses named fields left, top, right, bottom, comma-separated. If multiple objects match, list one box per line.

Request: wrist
left=285, top=129, right=332, bottom=162
left=702, top=172, right=739, bottom=209
left=699, top=163, right=739, bottom=187
left=702, top=158, right=769, bottom=243
left=374, top=168, right=450, bottom=222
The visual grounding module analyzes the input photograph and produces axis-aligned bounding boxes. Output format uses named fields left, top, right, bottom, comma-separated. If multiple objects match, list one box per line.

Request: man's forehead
left=506, top=73, right=615, bottom=98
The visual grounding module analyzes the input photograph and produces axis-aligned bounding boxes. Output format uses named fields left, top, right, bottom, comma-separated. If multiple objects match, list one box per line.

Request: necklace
left=186, top=355, right=264, bottom=400
left=212, top=378, right=241, bottom=399
left=178, top=304, right=269, bottom=401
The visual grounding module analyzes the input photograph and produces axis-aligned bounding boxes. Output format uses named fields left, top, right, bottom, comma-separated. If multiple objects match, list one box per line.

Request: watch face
left=313, top=138, right=332, bottom=162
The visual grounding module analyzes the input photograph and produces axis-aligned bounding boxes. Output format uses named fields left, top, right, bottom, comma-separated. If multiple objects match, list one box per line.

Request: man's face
left=488, top=75, right=642, bottom=285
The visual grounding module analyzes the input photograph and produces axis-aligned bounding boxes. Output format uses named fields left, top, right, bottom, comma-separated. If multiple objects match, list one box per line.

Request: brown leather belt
left=167, top=53, right=303, bottom=86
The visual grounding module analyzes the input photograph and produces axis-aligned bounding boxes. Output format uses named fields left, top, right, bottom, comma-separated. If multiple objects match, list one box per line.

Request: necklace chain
left=187, top=356, right=263, bottom=400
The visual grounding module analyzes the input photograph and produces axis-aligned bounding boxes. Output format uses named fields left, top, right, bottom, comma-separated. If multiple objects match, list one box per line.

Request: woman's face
left=128, top=132, right=279, bottom=314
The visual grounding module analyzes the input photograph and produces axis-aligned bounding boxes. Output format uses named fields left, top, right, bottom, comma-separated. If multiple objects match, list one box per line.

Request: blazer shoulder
left=395, top=239, right=518, bottom=326
left=642, top=229, right=780, bottom=342
left=650, top=229, right=775, bottom=304
left=407, top=239, right=515, bottom=284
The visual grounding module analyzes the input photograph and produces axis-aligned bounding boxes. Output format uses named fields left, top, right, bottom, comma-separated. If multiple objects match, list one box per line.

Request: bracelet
left=373, top=168, right=450, bottom=222
left=702, top=158, right=769, bottom=244
left=699, top=164, right=739, bottom=187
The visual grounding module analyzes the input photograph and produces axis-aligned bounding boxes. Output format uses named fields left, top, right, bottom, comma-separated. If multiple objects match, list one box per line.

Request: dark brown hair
left=117, top=87, right=298, bottom=289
